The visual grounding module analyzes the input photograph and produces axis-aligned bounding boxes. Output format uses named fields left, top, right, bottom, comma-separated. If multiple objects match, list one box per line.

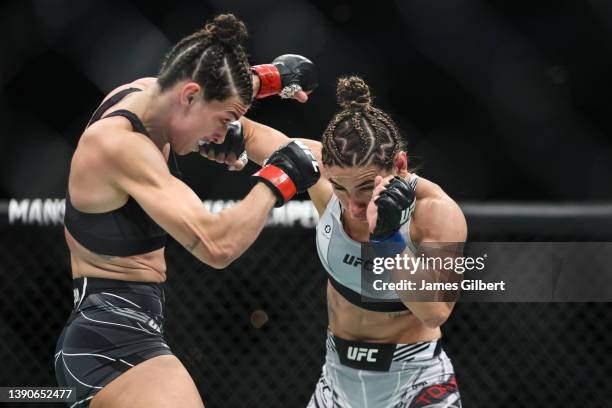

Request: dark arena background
left=1, top=0, right=611, bottom=407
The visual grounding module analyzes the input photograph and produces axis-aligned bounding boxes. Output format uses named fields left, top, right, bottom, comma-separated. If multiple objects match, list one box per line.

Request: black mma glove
left=199, top=121, right=246, bottom=163
left=370, top=177, right=417, bottom=242
left=251, top=141, right=320, bottom=207
left=251, top=54, right=318, bottom=99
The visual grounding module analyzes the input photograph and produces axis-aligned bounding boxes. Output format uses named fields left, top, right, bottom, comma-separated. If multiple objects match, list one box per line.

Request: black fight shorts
left=54, top=277, right=173, bottom=407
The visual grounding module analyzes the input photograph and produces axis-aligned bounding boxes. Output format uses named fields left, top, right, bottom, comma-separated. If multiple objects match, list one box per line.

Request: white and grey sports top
left=316, top=193, right=417, bottom=312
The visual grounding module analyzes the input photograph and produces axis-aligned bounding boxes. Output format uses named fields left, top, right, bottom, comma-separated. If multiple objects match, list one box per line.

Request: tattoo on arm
left=186, top=237, right=200, bottom=252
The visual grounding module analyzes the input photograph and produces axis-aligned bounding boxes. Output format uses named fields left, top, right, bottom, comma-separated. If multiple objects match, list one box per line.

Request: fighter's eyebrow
left=355, top=180, right=374, bottom=189
left=329, top=178, right=347, bottom=187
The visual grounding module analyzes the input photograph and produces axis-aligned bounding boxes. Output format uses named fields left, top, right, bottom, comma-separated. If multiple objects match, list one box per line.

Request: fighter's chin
left=169, top=138, right=197, bottom=155
left=172, top=143, right=193, bottom=156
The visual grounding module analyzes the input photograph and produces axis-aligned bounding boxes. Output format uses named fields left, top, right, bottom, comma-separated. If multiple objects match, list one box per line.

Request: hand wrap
left=251, top=141, right=320, bottom=207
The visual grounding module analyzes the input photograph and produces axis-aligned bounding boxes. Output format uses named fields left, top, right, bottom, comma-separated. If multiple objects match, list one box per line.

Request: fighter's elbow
left=205, top=244, right=236, bottom=270
left=206, top=252, right=232, bottom=269
left=419, top=308, right=452, bottom=329
left=193, top=237, right=234, bottom=270
left=421, top=314, right=449, bottom=329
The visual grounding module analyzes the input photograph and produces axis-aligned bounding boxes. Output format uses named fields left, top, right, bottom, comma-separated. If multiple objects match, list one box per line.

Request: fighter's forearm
left=241, top=117, right=292, bottom=166
left=201, top=183, right=275, bottom=268
left=391, top=241, right=463, bottom=328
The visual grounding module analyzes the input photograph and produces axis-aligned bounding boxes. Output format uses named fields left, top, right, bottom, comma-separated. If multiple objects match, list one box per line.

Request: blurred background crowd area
left=1, top=0, right=611, bottom=202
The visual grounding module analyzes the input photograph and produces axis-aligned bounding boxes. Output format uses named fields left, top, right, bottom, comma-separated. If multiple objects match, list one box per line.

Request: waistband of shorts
left=72, top=277, right=165, bottom=313
left=327, top=330, right=442, bottom=371
left=73, top=277, right=164, bottom=295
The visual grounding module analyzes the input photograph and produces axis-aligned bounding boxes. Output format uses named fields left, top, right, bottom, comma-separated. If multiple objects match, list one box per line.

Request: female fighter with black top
left=54, top=14, right=319, bottom=408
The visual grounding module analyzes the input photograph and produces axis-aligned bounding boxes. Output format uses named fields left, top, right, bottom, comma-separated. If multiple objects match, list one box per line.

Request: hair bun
left=336, top=76, right=372, bottom=110
left=205, top=14, right=248, bottom=47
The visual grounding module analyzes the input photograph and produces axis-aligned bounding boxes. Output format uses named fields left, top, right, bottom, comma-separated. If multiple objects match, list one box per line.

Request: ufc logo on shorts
left=73, top=288, right=80, bottom=305
left=295, top=141, right=319, bottom=174
left=347, top=346, right=378, bottom=362
left=147, top=319, right=161, bottom=333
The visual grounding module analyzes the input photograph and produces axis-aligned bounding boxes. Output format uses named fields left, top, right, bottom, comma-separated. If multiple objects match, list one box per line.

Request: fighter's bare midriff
left=65, top=228, right=167, bottom=282
left=327, top=282, right=442, bottom=344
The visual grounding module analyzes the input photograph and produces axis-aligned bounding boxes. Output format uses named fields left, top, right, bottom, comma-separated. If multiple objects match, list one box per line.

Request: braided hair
left=321, top=76, right=406, bottom=170
left=157, top=14, right=253, bottom=105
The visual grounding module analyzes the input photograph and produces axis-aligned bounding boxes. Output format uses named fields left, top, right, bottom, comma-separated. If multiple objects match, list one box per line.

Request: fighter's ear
left=180, top=82, right=201, bottom=106
left=394, top=151, right=408, bottom=176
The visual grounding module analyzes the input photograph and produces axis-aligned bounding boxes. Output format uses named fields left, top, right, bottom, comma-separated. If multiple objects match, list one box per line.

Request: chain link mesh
left=0, top=225, right=610, bottom=407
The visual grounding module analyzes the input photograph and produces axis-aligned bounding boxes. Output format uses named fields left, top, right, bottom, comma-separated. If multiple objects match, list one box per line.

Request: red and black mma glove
left=370, top=177, right=418, bottom=253
left=251, top=54, right=318, bottom=99
left=199, top=121, right=246, bottom=163
left=251, top=141, right=320, bottom=207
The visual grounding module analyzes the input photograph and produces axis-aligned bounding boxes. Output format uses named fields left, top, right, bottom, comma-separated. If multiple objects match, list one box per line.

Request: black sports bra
left=64, top=88, right=172, bottom=257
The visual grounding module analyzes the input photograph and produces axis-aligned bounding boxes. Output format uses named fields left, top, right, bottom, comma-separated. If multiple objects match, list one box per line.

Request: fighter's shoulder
left=102, top=77, right=157, bottom=101
left=81, top=120, right=163, bottom=173
left=131, top=77, right=158, bottom=88
left=411, top=177, right=466, bottom=242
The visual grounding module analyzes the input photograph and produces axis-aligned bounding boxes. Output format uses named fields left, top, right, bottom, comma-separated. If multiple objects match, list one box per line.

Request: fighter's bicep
left=109, top=135, right=216, bottom=254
